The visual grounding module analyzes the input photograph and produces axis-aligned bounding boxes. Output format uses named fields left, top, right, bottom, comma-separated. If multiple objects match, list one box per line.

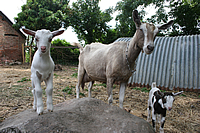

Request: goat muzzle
left=41, top=46, right=46, bottom=53
left=168, top=107, right=172, bottom=111
left=147, top=45, right=154, bottom=51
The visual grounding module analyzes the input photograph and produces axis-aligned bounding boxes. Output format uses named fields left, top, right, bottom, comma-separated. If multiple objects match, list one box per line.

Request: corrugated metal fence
left=114, top=35, right=200, bottom=92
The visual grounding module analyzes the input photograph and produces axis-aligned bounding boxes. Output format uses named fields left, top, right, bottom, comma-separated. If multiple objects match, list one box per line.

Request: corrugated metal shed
left=114, top=35, right=200, bottom=92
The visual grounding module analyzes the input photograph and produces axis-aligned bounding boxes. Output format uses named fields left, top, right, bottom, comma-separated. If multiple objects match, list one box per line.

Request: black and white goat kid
left=147, top=82, right=183, bottom=133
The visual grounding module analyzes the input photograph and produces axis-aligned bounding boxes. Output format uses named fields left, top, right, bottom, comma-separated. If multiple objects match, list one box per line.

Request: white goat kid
left=72, top=10, right=173, bottom=109
left=22, top=28, right=64, bottom=115
left=147, top=82, right=183, bottom=133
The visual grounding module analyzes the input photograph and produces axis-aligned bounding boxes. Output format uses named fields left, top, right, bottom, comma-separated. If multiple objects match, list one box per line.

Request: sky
left=0, top=0, right=121, bottom=43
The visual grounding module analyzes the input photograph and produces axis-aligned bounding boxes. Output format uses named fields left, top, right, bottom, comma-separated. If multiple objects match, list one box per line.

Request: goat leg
left=119, top=82, right=127, bottom=109
left=107, top=78, right=114, bottom=105
left=45, top=75, right=53, bottom=112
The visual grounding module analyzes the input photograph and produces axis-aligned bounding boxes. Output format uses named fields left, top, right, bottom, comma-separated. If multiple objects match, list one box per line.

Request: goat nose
left=41, top=46, right=46, bottom=50
left=168, top=107, right=172, bottom=111
left=147, top=45, right=154, bottom=51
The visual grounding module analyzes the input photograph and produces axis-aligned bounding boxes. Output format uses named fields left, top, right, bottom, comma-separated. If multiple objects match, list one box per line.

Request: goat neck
left=126, top=30, right=143, bottom=70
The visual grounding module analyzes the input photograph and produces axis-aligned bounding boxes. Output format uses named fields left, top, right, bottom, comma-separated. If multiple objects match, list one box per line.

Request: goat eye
left=35, top=38, right=39, bottom=42
left=49, top=38, right=52, bottom=42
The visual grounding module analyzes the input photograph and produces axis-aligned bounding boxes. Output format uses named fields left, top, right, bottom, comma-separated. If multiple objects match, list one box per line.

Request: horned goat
left=147, top=82, right=183, bottom=133
left=22, top=28, right=64, bottom=115
left=72, top=10, right=173, bottom=109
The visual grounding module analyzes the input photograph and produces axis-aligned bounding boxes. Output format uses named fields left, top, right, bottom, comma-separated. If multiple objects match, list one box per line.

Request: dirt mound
left=0, top=98, right=154, bottom=133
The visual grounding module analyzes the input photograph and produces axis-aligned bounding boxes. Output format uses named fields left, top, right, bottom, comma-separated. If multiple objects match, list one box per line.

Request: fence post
left=22, top=43, right=25, bottom=64
left=30, top=45, right=32, bottom=65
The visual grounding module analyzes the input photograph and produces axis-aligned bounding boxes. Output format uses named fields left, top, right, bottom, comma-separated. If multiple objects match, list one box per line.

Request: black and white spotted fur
left=147, top=82, right=183, bottom=133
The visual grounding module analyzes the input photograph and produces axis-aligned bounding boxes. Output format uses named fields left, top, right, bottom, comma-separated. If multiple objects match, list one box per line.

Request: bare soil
left=0, top=65, right=199, bottom=133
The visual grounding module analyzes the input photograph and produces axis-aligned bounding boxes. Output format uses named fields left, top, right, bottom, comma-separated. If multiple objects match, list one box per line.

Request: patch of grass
left=71, top=72, right=78, bottom=78
left=94, top=83, right=107, bottom=88
left=54, top=73, right=59, bottom=78
left=113, top=84, right=117, bottom=89
left=180, top=94, right=187, bottom=97
left=70, top=67, right=77, bottom=70
left=132, top=87, right=141, bottom=90
left=12, top=85, right=24, bottom=88
left=132, top=87, right=150, bottom=93
left=160, top=90, right=166, bottom=93
left=141, top=87, right=150, bottom=93
left=80, top=92, right=85, bottom=96
left=17, top=77, right=31, bottom=82
left=62, top=86, right=73, bottom=94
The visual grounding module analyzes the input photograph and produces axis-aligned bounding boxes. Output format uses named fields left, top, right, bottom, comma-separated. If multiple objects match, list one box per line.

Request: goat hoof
left=47, top=104, right=53, bottom=111
left=48, top=109, right=53, bottom=112
left=33, top=106, right=37, bottom=111
left=147, top=118, right=151, bottom=122
left=38, top=112, right=43, bottom=115
left=37, top=107, right=44, bottom=115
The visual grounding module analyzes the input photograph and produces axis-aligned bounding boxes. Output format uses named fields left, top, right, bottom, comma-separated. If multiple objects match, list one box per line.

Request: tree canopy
left=115, top=0, right=200, bottom=37
left=13, top=0, right=70, bottom=31
left=68, top=0, right=113, bottom=44
left=13, top=0, right=200, bottom=44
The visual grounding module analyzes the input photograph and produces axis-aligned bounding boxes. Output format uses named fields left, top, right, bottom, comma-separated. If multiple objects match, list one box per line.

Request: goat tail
left=151, top=82, right=157, bottom=88
left=71, top=42, right=83, bottom=53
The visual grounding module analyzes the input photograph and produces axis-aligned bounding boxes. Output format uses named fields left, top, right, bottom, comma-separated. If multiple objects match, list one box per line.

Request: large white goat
left=147, top=82, right=183, bottom=133
left=72, top=10, right=173, bottom=108
left=22, top=28, right=64, bottom=115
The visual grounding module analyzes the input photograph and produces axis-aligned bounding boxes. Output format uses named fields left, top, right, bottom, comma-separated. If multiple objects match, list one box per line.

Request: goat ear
left=157, top=20, right=174, bottom=30
left=52, top=30, right=65, bottom=38
left=173, top=91, right=183, bottom=96
left=154, top=91, right=164, bottom=99
left=22, top=28, right=35, bottom=37
left=132, top=10, right=141, bottom=29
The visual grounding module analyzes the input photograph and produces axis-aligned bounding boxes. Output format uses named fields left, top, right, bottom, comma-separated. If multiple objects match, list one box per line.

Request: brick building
left=0, top=11, right=25, bottom=63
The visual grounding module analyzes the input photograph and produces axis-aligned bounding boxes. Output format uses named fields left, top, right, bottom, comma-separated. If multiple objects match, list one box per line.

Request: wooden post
left=30, top=45, right=32, bottom=65
left=22, top=43, right=25, bottom=64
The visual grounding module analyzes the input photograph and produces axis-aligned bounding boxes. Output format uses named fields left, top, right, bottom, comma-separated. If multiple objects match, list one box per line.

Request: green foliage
left=114, top=0, right=150, bottom=37
left=93, top=83, right=107, bottom=88
left=169, top=1, right=200, bottom=35
left=132, top=87, right=150, bottom=93
left=51, top=39, right=79, bottom=65
left=62, top=86, right=73, bottom=94
left=115, top=0, right=199, bottom=37
left=53, top=73, right=59, bottom=78
left=102, top=28, right=120, bottom=44
left=68, top=0, right=113, bottom=44
left=13, top=0, right=70, bottom=31
left=17, top=77, right=31, bottom=82
left=71, top=72, right=78, bottom=78
left=180, top=94, right=187, bottom=97
left=79, top=92, right=85, bottom=96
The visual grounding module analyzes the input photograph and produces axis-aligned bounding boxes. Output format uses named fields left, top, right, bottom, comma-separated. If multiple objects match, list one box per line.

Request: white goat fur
left=72, top=10, right=174, bottom=109
left=22, top=28, right=64, bottom=115
left=147, top=82, right=183, bottom=133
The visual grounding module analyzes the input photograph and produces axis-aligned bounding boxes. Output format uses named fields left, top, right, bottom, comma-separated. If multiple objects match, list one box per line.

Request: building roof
left=0, top=11, right=26, bottom=39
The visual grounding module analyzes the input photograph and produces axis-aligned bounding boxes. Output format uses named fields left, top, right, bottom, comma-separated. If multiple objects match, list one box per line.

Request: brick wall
left=0, top=15, right=25, bottom=63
